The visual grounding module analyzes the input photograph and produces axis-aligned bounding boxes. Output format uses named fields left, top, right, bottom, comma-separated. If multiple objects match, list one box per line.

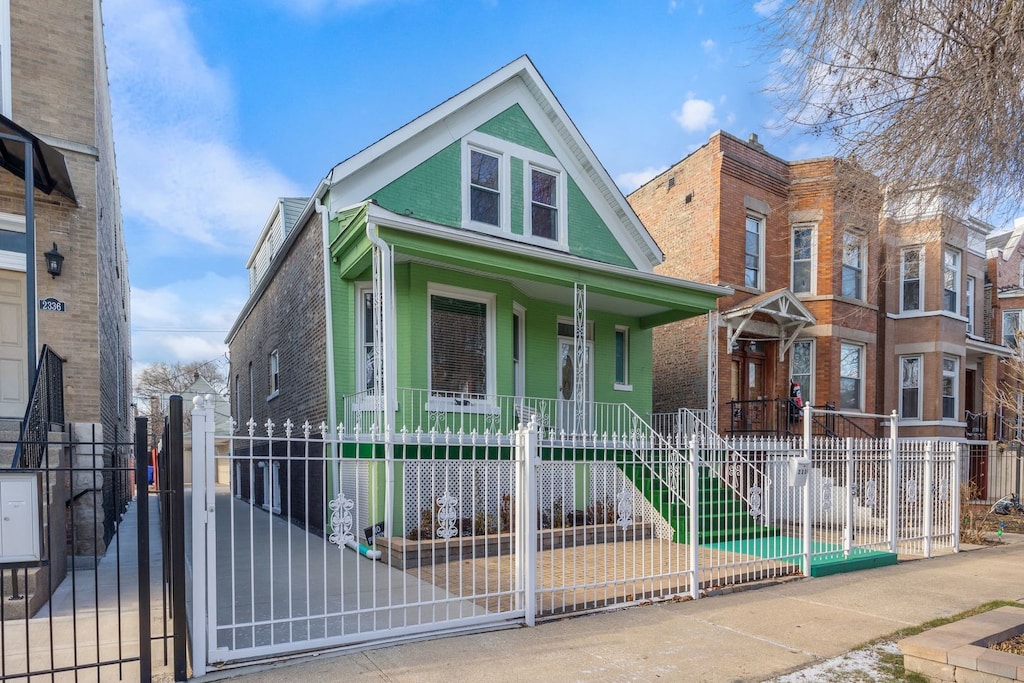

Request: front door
left=729, top=343, right=768, bottom=432
left=0, top=270, right=28, bottom=418
left=556, top=337, right=593, bottom=434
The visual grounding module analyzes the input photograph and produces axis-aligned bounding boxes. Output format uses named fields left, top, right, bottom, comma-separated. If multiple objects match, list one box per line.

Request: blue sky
left=104, top=0, right=828, bottom=372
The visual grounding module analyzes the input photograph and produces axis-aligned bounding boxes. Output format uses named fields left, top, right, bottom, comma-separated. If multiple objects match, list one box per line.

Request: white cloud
left=701, top=39, right=716, bottom=52
left=673, top=97, right=717, bottom=132
left=617, top=167, right=669, bottom=194
left=753, top=0, right=782, bottom=16
left=266, top=0, right=391, bottom=14
left=105, top=0, right=302, bottom=251
left=131, top=273, right=249, bottom=366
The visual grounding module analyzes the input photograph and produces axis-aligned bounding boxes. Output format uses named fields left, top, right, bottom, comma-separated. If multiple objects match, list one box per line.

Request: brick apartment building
left=0, top=0, right=131, bottom=547
left=628, top=131, right=1006, bottom=440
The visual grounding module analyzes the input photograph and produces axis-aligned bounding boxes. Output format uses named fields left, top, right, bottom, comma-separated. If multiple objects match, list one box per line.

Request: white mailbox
left=0, top=472, right=43, bottom=564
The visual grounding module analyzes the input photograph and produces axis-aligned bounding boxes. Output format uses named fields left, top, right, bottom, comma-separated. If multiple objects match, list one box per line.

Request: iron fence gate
left=0, top=417, right=181, bottom=681
left=188, top=400, right=963, bottom=673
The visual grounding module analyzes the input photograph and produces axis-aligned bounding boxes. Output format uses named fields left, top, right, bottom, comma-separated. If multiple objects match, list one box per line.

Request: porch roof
left=330, top=203, right=732, bottom=327
left=722, top=289, right=816, bottom=362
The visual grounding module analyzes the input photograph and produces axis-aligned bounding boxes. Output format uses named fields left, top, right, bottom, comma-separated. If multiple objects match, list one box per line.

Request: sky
left=103, top=0, right=833, bottom=379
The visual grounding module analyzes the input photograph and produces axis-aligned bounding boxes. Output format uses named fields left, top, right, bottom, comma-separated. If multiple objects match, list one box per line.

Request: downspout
left=314, top=198, right=339, bottom=499
left=365, top=222, right=396, bottom=542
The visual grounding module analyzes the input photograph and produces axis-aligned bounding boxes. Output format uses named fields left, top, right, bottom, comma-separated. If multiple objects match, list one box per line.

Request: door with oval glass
left=556, top=336, right=593, bottom=435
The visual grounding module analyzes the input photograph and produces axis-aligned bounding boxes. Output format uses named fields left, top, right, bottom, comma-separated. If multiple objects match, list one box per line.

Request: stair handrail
left=12, top=345, right=66, bottom=468
left=811, top=403, right=874, bottom=439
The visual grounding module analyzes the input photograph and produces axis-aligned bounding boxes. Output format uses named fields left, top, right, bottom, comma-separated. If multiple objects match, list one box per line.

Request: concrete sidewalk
left=201, top=536, right=1024, bottom=683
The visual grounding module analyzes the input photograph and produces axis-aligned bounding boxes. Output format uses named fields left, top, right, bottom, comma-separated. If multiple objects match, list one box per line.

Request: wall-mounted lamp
left=44, top=242, right=64, bottom=278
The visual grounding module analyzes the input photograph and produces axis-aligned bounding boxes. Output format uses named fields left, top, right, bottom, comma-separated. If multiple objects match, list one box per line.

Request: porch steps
left=620, top=464, right=781, bottom=545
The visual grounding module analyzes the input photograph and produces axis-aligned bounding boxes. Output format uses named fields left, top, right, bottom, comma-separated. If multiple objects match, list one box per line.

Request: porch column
left=368, top=223, right=396, bottom=537
left=573, top=282, right=587, bottom=435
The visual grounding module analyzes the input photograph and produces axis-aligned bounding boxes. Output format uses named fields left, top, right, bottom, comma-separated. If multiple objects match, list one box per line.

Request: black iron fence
left=727, top=398, right=876, bottom=438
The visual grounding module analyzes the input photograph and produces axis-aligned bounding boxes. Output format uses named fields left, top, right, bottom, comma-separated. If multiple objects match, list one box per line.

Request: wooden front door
left=0, top=270, right=28, bottom=418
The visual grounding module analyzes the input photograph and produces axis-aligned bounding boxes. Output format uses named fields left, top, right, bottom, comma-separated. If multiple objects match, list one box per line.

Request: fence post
left=802, top=404, right=812, bottom=577
left=923, top=440, right=934, bottom=559
left=135, top=417, right=151, bottom=683
left=888, top=410, right=899, bottom=554
left=688, top=435, right=700, bottom=600
left=166, top=395, right=188, bottom=682
left=953, top=443, right=963, bottom=553
left=844, top=437, right=854, bottom=558
left=516, top=417, right=538, bottom=626
left=189, top=397, right=211, bottom=677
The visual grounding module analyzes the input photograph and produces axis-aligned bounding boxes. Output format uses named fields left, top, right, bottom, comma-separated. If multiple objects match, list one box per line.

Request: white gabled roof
left=322, top=55, right=663, bottom=271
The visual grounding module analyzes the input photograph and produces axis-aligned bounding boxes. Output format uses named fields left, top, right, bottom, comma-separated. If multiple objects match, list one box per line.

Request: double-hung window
left=745, top=215, right=764, bottom=289
left=1004, top=310, right=1023, bottom=348
left=899, top=355, right=921, bottom=419
left=614, top=326, right=630, bottom=389
left=791, top=224, right=814, bottom=294
left=841, top=232, right=865, bottom=300
left=942, top=356, right=958, bottom=420
left=839, top=343, right=863, bottom=410
left=943, top=247, right=961, bottom=314
left=530, top=167, right=558, bottom=240
left=357, top=286, right=377, bottom=393
left=429, top=286, right=494, bottom=399
left=469, top=148, right=501, bottom=227
left=966, top=277, right=976, bottom=335
left=791, top=340, right=813, bottom=405
left=268, top=350, right=279, bottom=397
left=901, top=247, right=922, bottom=312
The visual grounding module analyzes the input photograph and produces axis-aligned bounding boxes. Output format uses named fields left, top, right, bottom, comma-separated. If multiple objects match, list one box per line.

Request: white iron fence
left=187, top=399, right=963, bottom=673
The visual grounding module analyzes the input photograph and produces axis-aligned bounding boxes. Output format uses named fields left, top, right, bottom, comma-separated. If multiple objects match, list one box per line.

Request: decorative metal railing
left=12, top=345, right=65, bottom=468
left=725, top=398, right=875, bottom=439
left=964, top=410, right=988, bottom=440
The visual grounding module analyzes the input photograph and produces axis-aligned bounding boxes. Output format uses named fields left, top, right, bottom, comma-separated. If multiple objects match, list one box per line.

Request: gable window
left=530, top=167, right=558, bottom=240
left=791, top=224, right=815, bottom=294
left=745, top=215, right=764, bottom=289
left=469, top=148, right=501, bottom=227
left=429, top=287, right=495, bottom=398
left=839, top=343, right=863, bottom=410
left=268, top=350, right=279, bottom=397
left=943, top=247, right=960, bottom=313
left=901, top=247, right=922, bottom=312
left=942, top=356, right=958, bottom=420
left=900, top=355, right=921, bottom=420
left=966, top=277, right=976, bottom=335
left=614, top=326, right=630, bottom=389
left=791, top=340, right=814, bottom=405
left=1004, top=310, right=1023, bottom=348
left=841, top=231, right=865, bottom=300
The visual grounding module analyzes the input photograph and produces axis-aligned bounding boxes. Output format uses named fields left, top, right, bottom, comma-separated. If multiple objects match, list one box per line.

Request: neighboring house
left=226, top=56, right=728, bottom=534
left=0, top=1, right=131, bottom=531
left=987, top=216, right=1024, bottom=439
left=628, top=131, right=1002, bottom=440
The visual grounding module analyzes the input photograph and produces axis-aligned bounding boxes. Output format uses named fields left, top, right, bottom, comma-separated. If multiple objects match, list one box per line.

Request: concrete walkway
left=199, top=535, right=1024, bottom=683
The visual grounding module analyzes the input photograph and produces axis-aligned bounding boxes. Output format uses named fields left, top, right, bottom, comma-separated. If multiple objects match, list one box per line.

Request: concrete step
left=1, top=564, right=54, bottom=620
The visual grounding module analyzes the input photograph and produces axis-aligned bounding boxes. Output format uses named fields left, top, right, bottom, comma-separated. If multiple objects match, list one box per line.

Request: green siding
left=510, top=157, right=524, bottom=235
left=370, top=141, right=461, bottom=228
left=567, top=176, right=633, bottom=268
left=477, top=104, right=553, bottom=155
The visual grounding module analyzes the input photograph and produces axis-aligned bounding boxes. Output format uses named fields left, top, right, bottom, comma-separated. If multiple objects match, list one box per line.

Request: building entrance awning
left=0, top=113, right=76, bottom=202
left=722, top=288, right=816, bottom=361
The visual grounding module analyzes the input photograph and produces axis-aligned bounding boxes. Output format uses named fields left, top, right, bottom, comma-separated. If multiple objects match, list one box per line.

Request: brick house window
left=791, top=224, right=815, bottom=294
left=942, top=356, right=958, bottom=420
left=899, top=355, right=921, bottom=419
left=429, top=286, right=495, bottom=399
left=791, top=340, right=814, bottom=405
left=966, top=276, right=976, bottom=335
left=469, top=149, right=501, bottom=227
left=841, top=232, right=865, bottom=300
left=839, top=343, right=863, bottom=410
left=943, top=247, right=961, bottom=314
left=901, top=247, right=922, bottom=312
left=1004, top=310, right=1022, bottom=348
left=268, top=350, right=279, bottom=397
left=745, top=215, right=764, bottom=289
left=530, top=167, right=558, bottom=240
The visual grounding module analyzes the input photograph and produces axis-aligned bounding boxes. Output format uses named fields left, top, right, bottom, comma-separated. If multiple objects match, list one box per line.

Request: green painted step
left=704, top=535, right=898, bottom=577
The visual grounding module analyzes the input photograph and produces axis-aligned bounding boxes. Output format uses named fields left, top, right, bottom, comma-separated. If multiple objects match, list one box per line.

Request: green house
left=226, top=56, right=729, bottom=540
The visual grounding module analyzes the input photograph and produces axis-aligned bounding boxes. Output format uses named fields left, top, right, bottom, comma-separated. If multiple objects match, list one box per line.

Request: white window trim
left=614, top=325, right=632, bottom=391
left=791, top=223, right=817, bottom=295
left=941, top=355, right=959, bottom=421
left=900, top=246, right=924, bottom=313
left=512, top=302, right=526, bottom=398
left=461, top=131, right=569, bottom=251
left=943, top=247, right=961, bottom=315
left=841, top=230, right=867, bottom=301
left=426, top=282, right=497, bottom=414
left=839, top=342, right=865, bottom=411
left=267, top=349, right=279, bottom=400
left=966, top=276, right=976, bottom=336
left=1018, top=260, right=1024, bottom=289
left=355, top=282, right=373, bottom=394
left=791, top=339, right=814, bottom=406
left=745, top=213, right=766, bottom=291
left=1004, top=309, right=1023, bottom=348
left=899, top=355, right=923, bottom=420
